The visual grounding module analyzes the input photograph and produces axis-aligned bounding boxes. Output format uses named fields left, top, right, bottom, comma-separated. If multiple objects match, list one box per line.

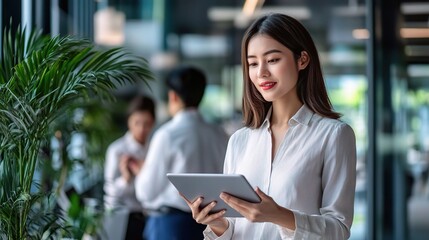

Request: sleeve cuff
left=278, top=210, right=326, bottom=240
left=114, top=177, right=134, bottom=195
left=203, top=219, right=234, bottom=240
left=277, top=210, right=298, bottom=239
left=278, top=225, right=296, bottom=239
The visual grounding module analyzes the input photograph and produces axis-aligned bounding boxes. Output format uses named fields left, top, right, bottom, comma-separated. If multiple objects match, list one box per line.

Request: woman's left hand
left=220, top=187, right=295, bottom=229
left=128, top=157, right=144, bottom=176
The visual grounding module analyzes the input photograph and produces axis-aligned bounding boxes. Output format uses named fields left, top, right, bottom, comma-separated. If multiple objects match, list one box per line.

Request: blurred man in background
left=135, top=65, right=229, bottom=240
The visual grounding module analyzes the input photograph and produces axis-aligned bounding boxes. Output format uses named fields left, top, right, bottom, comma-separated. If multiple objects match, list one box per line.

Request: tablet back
left=167, top=173, right=261, bottom=217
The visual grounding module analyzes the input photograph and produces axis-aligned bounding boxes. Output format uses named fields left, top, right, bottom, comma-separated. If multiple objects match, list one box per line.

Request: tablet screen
left=167, top=173, right=261, bottom=217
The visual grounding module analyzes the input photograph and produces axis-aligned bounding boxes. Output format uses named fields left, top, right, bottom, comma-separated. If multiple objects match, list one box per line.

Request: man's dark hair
left=127, top=95, right=156, bottom=120
left=166, top=65, right=206, bottom=108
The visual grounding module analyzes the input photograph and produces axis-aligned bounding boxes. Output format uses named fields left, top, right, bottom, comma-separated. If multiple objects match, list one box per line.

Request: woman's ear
left=298, top=51, right=310, bottom=70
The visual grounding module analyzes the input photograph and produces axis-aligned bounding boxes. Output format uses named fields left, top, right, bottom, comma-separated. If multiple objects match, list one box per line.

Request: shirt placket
left=268, top=123, right=294, bottom=195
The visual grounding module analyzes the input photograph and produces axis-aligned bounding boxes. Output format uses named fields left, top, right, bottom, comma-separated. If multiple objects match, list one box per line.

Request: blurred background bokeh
left=1, top=0, right=429, bottom=239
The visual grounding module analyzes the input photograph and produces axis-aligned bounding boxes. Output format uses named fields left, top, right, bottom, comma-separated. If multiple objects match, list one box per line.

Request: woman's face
left=128, top=111, right=155, bottom=145
left=247, top=34, right=305, bottom=103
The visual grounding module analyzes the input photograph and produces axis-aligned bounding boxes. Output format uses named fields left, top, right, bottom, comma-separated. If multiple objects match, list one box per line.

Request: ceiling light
left=208, top=6, right=311, bottom=23
left=333, top=5, right=366, bottom=17
left=242, top=0, right=264, bottom=16
left=401, top=28, right=429, bottom=39
left=94, top=8, right=125, bottom=46
left=401, top=2, right=429, bottom=15
left=353, top=28, right=369, bottom=39
left=208, top=7, right=238, bottom=22
left=352, top=28, right=429, bottom=39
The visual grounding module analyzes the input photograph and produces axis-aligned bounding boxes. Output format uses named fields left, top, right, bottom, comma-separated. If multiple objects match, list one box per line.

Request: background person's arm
left=104, top=145, right=134, bottom=208
left=135, top=129, right=170, bottom=203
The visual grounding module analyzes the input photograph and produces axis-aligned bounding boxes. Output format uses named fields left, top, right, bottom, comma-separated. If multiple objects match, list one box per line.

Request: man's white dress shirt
left=104, top=132, right=148, bottom=212
left=135, top=109, right=229, bottom=212
left=204, top=105, right=357, bottom=240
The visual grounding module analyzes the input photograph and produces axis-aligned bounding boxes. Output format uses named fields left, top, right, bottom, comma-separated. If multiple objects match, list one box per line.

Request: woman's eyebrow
left=247, top=49, right=282, bottom=59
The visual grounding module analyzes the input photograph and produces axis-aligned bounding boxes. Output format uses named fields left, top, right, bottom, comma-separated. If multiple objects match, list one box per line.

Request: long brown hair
left=241, top=13, right=341, bottom=128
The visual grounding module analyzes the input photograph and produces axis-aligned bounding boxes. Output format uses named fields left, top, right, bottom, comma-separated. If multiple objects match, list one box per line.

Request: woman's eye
left=268, top=58, right=280, bottom=64
left=248, top=62, right=258, bottom=67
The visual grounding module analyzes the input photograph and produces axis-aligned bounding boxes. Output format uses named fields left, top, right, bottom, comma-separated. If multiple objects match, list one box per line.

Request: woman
left=183, top=13, right=357, bottom=239
left=104, top=95, right=156, bottom=239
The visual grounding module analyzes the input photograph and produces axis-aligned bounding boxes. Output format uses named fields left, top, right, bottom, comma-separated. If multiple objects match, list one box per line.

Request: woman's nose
left=257, top=64, right=270, bottom=78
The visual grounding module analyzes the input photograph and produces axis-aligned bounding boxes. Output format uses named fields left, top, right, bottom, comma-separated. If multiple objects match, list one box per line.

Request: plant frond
left=0, top=22, right=155, bottom=239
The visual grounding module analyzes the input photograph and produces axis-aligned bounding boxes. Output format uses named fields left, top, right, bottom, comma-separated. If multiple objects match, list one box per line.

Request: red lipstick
left=259, top=81, right=276, bottom=90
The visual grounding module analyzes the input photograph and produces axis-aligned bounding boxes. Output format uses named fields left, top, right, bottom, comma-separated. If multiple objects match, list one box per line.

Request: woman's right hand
left=119, top=155, right=131, bottom=182
left=180, top=193, right=229, bottom=236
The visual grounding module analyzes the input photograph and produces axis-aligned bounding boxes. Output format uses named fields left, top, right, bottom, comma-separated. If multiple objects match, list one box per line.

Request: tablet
left=167, top=173, right=261, bottom=217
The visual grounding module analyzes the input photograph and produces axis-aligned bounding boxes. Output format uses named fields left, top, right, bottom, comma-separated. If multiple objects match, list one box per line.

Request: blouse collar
left=261, top=104, right=314, bottom=129
left=125, top=131, right=146, bottom=150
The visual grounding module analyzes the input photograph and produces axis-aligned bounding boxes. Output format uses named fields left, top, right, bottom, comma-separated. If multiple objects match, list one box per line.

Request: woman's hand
left=180, top=193, right=229, bottom=236
left=119, top=155, right=132, bottom=182
left=220, top=187, right=296, bottom=230
left=128, top=157, right=144, bottom=176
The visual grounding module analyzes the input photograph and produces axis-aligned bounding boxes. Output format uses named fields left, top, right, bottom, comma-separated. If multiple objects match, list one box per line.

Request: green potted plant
left=0, top=23, right=153, bottom=239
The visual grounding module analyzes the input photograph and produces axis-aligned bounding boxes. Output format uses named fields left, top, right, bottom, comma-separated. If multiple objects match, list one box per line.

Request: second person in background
left=104, top=95, right=156, bottom=240
left=135, top=65, right=229, bottom=240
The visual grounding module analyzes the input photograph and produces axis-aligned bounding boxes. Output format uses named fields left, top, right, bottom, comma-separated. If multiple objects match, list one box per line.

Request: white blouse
left=104, top=132, right=148, bottom=212
left=204, top=105, right=357, bottom=240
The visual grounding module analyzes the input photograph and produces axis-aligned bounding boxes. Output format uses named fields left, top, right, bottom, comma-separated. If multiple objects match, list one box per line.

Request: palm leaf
left=0, top=22, right=154, bottom=239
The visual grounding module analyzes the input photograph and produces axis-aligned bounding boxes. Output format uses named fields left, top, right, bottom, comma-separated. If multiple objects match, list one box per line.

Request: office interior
left=1, top=0, right=429, bottom=239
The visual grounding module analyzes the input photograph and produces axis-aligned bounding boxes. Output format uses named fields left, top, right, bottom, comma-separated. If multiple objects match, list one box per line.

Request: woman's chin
left=261, top=95, right=275, bottom=102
